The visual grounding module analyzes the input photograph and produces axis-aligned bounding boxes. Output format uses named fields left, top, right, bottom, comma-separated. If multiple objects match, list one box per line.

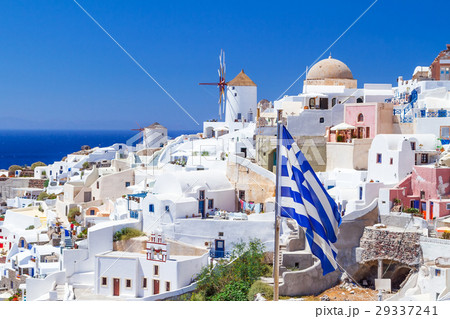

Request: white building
left=275, top=56, right=393, bottom=118
left=94, top=234, right=208, bottom=299
left=367, top=134, right=442, bottom=185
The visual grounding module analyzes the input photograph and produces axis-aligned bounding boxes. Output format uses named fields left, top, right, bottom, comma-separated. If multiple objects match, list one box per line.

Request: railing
left=209, top=250, right=231, bottom=258
left=129, top=210, right=141, bottom=219
left=418, top=109, right=449, bottom=118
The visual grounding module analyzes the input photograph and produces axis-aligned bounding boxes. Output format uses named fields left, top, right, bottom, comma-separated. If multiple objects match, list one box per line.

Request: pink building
left=344, top=102, right=394, bottom=138
left=327, top=102, right=393, bottom=142
left=389, top=165, right=450, bottom=220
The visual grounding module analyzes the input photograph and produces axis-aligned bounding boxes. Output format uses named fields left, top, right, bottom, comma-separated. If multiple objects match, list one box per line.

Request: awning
left=436, top=227, right=450, bottom=233
left=127, top=192, right=148, bottom=198
left=330, top=123, right=356, bottom=131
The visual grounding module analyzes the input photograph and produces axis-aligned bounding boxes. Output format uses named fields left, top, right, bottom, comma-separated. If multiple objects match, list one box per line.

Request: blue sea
left=0, top=129, right=198, bottom=170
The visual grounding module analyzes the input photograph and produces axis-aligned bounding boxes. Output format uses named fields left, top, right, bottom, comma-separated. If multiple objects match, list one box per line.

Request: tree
left=8, top=165, right=22, bottom=176
left=31, top=161, right=46, bottom=170
left=68, top=207, right=81, bottom=223
left=192, top=238, right=270, bottom=301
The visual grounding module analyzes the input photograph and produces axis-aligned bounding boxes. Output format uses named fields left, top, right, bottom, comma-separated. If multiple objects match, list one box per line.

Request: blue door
left=198, top=200, right=205, bottom=218
left=215, top=239, right=225, bottom=258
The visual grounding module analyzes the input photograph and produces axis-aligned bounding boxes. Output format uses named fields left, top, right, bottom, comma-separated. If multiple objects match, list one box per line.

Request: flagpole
left=273, top=109, right=283, bottom=301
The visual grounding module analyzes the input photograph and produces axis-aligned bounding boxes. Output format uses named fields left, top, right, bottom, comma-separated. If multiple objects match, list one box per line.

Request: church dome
left=306, top=56, right=353, bottom=80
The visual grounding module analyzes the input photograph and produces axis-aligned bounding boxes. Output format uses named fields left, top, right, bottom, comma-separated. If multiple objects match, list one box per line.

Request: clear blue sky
left=0, top=0, right=448, bottom=131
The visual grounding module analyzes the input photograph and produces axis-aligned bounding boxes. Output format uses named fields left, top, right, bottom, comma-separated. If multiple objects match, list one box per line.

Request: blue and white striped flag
left=278, top=125, right=342, bottom=275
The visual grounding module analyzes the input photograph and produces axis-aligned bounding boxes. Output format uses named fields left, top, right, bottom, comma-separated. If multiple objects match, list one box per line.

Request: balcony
left=209, top=250, right=231, bottom=258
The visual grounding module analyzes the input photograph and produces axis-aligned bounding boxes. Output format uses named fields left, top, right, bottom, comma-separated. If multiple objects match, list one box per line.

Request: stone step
left=55, top=285, right=65, bottom=301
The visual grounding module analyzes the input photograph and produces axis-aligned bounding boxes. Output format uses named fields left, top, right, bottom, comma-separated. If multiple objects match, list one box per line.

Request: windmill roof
left=227, top=70, right=257, bottom=87
left=146, top=122, right=166, bottom=129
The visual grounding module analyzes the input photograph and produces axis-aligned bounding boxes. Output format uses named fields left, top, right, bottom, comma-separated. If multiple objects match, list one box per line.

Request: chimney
left=447, top=44, right=450, bottom=50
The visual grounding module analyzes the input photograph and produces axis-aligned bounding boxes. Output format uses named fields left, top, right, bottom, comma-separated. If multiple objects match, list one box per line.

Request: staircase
left=63, top=237, right=73, bottom=249
left=55, top=285, right=65, bottom=301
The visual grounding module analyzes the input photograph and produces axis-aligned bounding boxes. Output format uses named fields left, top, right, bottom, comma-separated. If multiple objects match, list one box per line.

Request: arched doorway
left=268, top=149, right=277, bottom=173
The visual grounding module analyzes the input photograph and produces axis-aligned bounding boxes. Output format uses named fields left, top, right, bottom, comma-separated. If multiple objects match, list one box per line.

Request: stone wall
left=0, top=178, right=45, bottom=203
left=0, top=178, right=30, bottom=202
left=358, top=227, right=422, bottom=266
left=255, top=135, right=327, bottom=173
left=28, top=179, right=46, bottom=189
left=0, top=269, right=27, bottom=293
left=226, top=159, right=275, bottom=205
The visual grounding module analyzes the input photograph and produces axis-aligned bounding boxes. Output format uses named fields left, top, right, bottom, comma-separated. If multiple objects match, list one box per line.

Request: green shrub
left=77, top=228, right=88, bottom=239
left=247, top=280, right=273, bottom=301
left=47, top=193, right=57, bottom=200
left=403, top=207, right=421, bottom=216
left=44, top=180, right=49, bottom=188
left=194, top=238, right=267, bottom=301
left=113, top=227, right=145, bottom=242
left=82, top=162, right=90, bottom=169
left=442, top=232, right=450, bottom=240
left=212, top=281, right=250, bottom=301
left=31, top=162, right=46, bottom=170
left=25, top=225, right=35, bottom=230
left=8, top=165, right=22, bottom=176
left=37, top=192, right=49, bottom=201
left=68, top=207, right=81, bottom=222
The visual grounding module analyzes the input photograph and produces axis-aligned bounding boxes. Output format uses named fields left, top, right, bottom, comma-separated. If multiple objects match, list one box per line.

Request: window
left=410, top=142, right=416, bottom=150
left=149, top=204, right=154, bottom=213
left=332, top=98, right=337, bottom=106
left=97, top=181, right=99, bottom=189
left=154, top=265, right=159, bottom=276
left=165, top=205, right=170, bottom=212
left=142, top=277, right=148, bottom=289
left=357, top=113, right=364, bottom=122
left=421, top=154, right=428, bottom=164
left=208, top=199, right=214, bottom=209
left=446, top=203, right=450, bottom=210
left=199, top=190, right=205, bottom=200
left=125, top=182, right=131, bottom=187
left=218, top=232, right=224, bottom=237
left=125, top=279, right=132, bottom=288
left=440, top=126, right=450, bottom=140
left=376, top=153, right=382, bottom=164
left=238, top=190, right=245, bottom=200
left=166, top=281, right=171, bottom=292
left=90, top=209, right=95, bottom=215
left=309, top=98, right=315, bottom=108
left=390, top=158, right=393, bottom=165
left=435, top=269, right=441, bottom=277
left=101, top=277, right=107, bottom=287
left=319, top=117, right=324, bottom=123
left=237, top=113, right=242, bottom=120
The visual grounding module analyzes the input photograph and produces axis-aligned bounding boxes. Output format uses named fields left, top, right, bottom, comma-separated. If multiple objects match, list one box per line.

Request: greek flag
left=278, top=125, right=341, bottom=275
